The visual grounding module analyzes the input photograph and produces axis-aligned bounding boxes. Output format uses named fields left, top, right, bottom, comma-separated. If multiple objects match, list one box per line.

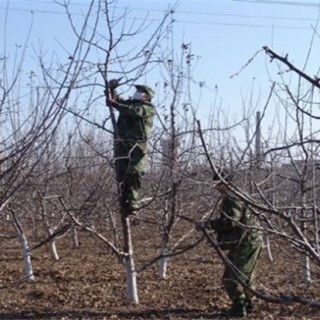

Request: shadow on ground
left=0, top=307, right=224, bottom=320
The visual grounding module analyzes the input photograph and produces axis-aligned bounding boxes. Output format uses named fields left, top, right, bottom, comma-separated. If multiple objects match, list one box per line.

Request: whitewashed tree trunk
left=303, top=254, right=311, bottom=284
left=265, top=236, right=273, bottom=262
left=22, top=233, right=35, bottom=281
left=124, top=255, right=138, bottom=303
left=121, top=215, right=139, bottom=304
left=11, top=212, right=35, bottom=281
left=159, top=248, right=168, bottom=279
left=301, top=209, right=311, bottom=284
left=48, top=228, right=59, bottom=260
left=71, top=224, right=79, bottom=248
left=49, top=239, right=59, bottom=261
left=159, top=198, right=169, bottom=280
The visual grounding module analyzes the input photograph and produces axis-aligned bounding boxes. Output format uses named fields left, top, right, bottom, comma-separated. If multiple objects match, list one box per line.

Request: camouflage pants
left=114, top=141, right=147, bottom=211
left=223, top=243, right=262, bottom=306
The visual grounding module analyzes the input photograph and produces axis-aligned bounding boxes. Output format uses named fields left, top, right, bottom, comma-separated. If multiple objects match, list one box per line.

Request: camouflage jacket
left=114, top=98, right=155, bottom=144
left=209, top=196, right=263, bottom=250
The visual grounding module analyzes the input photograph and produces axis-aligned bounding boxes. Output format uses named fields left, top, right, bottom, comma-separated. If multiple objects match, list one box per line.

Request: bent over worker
left=107, top=80, right=156, bottom=215
left=208, top=171, right=263, bottom=318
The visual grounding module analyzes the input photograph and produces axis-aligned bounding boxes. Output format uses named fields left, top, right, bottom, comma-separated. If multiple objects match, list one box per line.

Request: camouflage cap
left=135, top=84, right=155, bottom=99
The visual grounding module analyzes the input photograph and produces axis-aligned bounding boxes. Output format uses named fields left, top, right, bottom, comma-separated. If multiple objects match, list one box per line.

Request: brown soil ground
left=0, top=218, right=319, bottom=320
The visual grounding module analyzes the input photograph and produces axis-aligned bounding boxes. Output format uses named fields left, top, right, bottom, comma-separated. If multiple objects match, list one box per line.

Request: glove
left=108, top=78, right=120, bottom=89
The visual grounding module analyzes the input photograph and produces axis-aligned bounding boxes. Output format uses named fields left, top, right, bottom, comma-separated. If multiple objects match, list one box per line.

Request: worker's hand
left=108, top=79, right=120, bottom=89
left=107, top=98, right=119, bottom=108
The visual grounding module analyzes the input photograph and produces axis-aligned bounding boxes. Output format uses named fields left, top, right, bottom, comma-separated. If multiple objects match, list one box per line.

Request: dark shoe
left=129, top=203, right=140, bottom=211
left=120, top=207, right=136, bottom=217
left=246, top=300, right=254, bottom=313
left=121, top=202, right=139, bottom=216
left=226, top=303, right=247, bottom=318
left=123, top=201, right=139, bottom=211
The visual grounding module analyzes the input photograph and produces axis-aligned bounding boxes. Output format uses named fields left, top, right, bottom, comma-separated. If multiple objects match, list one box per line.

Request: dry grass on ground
left=0, top=219, right=319, bottom=320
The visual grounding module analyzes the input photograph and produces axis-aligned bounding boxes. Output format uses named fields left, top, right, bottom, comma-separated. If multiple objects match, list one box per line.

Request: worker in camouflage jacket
left=208, top=171, right=263, bottom=318
left=107, top=79, right=156, bottom=215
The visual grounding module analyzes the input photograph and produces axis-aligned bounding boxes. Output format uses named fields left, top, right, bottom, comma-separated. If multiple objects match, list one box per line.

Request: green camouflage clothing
left=210, top=196, right=263, bottom=309
left=113, top=97, right=155, bottom=211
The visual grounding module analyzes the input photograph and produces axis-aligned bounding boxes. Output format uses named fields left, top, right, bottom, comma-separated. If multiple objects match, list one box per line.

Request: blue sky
left=2, top=0, right=320, bottom=143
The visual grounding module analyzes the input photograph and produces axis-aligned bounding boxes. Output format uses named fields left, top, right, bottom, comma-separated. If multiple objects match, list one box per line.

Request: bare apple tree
left=0, top=0, right=105, bottom=282
left=195, top=45, right=320, bottom=308
left=54, top=0, right=178, bottom=304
